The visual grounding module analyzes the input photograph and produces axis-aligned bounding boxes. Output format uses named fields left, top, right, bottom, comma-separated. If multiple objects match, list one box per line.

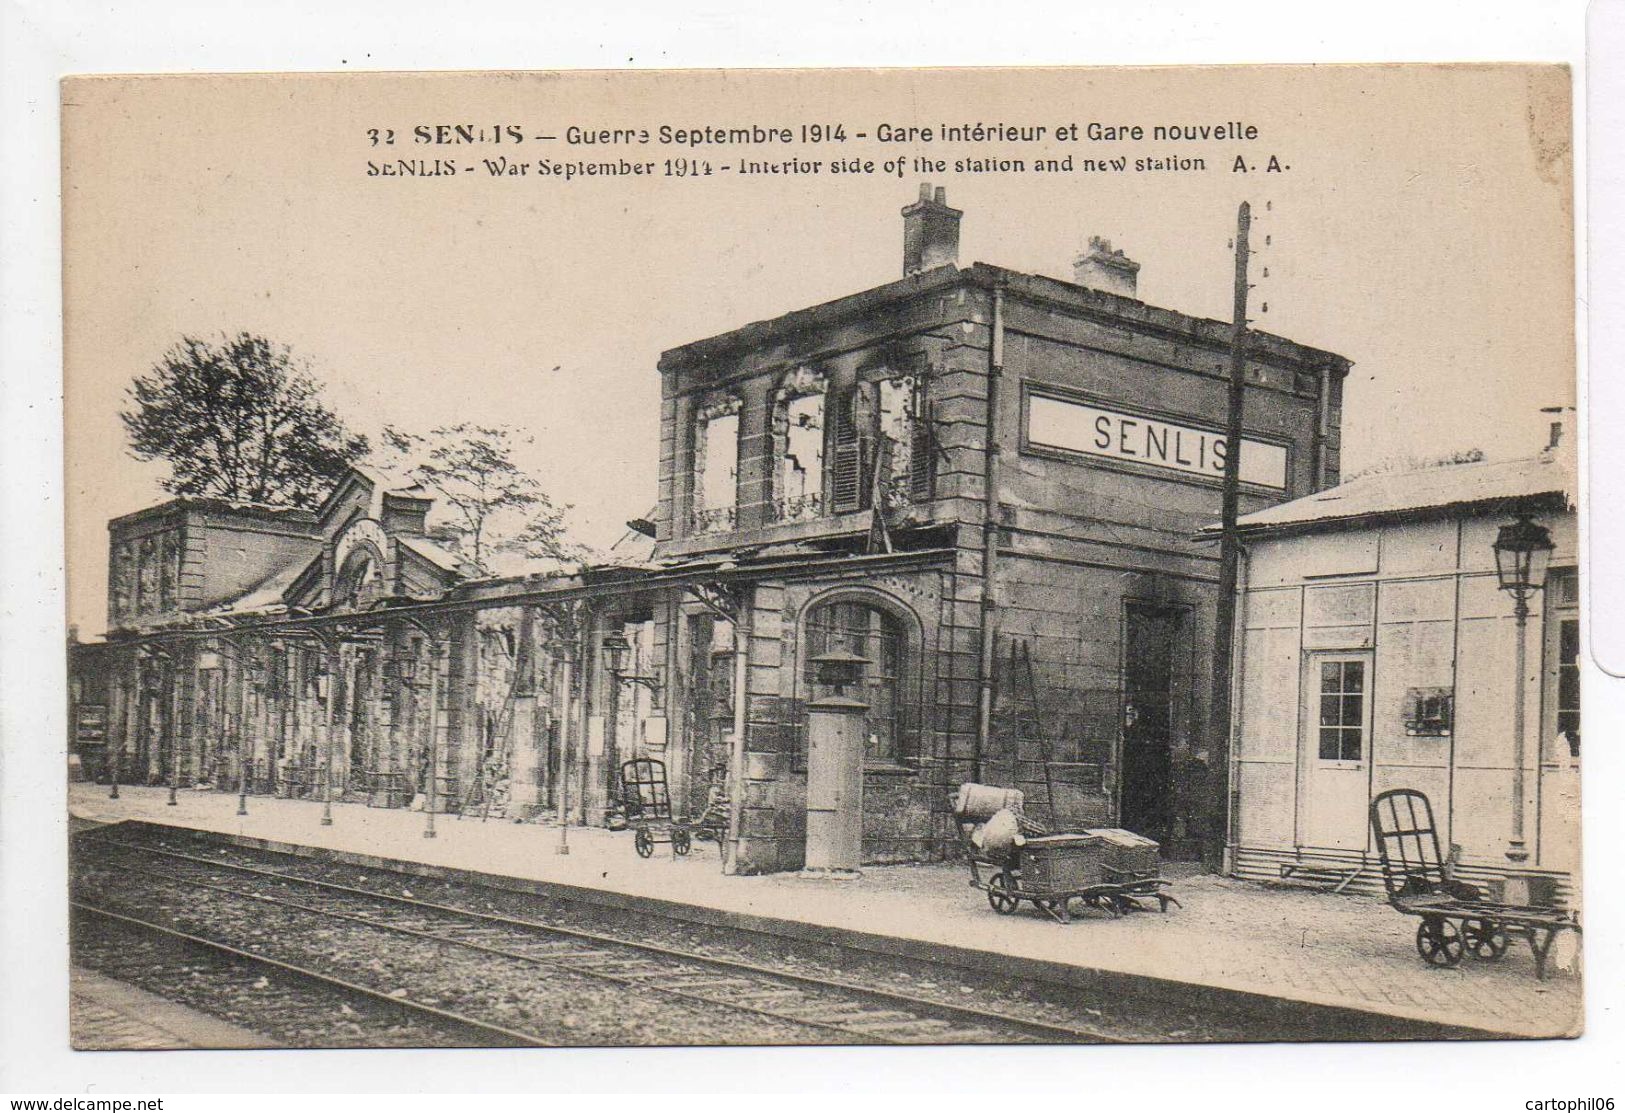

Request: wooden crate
left=1020, top=834, right=1106, bottom=892
left=1089, top=828, right=1162, bottom=877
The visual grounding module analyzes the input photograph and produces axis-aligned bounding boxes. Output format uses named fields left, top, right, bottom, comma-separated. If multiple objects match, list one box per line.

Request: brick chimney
left=1073, top=236, right=1141, bottom=298
left=902, top=183, right=962, bottom=275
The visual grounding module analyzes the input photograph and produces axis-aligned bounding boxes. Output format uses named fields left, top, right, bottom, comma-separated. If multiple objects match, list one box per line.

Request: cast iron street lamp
left=1492, top=513, right=1555, bottom=867
left=600, top=631, right=660, bottom=692
left=600, top=629, right=659, bottom=829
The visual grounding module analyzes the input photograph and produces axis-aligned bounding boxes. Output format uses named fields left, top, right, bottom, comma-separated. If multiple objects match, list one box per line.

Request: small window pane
left=1320, top=661, right=1340, bottom=688
left=1319, top=728, right=1341, bottom=761
left=1556, top=570, right=1579, bottom=606
left=1320, top=695, right=1340, bottom=726
left=1344, top=663, right=1364, bottom=693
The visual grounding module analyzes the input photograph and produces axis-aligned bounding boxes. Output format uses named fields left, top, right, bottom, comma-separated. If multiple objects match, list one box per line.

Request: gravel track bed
left=73, top=911, right=472, bottom=1048
left=73, top=854, right=857, bottom=1046
left=78, top=827, right=1244, bottom=1042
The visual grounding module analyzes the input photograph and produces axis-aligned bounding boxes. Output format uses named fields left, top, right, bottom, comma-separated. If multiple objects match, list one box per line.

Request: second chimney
left=1073, top=236, right=1141, bottom=298
left=902, top=183, right=962, bottom=276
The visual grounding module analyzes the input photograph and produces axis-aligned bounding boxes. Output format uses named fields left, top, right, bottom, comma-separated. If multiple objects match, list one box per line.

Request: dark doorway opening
left=1120, top=603, right=1181, bottom=845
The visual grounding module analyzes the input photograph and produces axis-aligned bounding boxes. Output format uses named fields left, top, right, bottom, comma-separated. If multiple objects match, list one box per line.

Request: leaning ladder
left=1004, top=638, right=1060, bottom=832
left=461, top=609, right=535, bottom=821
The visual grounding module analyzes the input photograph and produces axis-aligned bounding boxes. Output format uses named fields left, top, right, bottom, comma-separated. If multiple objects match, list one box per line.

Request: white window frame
left=1307, top=651, right=1373, bottom=769
left=1542, top=567, right=1580, bottom=762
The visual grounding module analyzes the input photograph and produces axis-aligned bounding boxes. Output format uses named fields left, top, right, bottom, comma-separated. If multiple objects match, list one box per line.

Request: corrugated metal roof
left=1223, top=453, right=1573, bottom=534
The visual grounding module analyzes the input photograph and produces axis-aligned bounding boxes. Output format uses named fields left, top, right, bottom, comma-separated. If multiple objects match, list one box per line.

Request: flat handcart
left=1371, top=788, right=1580, bottom=980
left=955, top=808, right=1178, bottom=923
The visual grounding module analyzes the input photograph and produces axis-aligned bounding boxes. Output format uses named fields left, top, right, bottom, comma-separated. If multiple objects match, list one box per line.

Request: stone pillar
left=507, top=695, right=541, bottom=816
left=735, top=377, right=774, bottom=532
left=732, top=581, right=795, bottom=873
left=654, top=593, right=684, bottom=813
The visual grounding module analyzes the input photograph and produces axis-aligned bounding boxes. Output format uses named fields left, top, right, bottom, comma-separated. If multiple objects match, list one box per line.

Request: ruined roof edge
left=108, top=497, right=320, bottom=531
left=657, top=261, right=1352, bottom=373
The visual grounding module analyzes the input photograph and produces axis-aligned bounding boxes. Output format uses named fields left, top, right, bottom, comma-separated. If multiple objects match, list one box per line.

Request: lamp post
left=237, top=646, right=262, bottom=817
left=310, top=635, right=339, bottom=827
left=394, top=621, right=442, bottom=841
left=601, top=629, right=660, bottom=826
left=1492, top=513, right=1555, bottom=874
left=390, top=641, right=433, bottom=837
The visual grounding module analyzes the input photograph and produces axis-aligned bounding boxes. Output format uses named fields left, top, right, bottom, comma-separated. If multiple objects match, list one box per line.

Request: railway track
left=75, top=833, right=1126, bottom=1046
left=72, top=903, right=552, bottom=1048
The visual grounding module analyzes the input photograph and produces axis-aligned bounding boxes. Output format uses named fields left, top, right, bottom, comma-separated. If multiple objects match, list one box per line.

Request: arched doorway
left=797, top=590, right=919, bottom=871
left=801, top=599, right=905, bottom=764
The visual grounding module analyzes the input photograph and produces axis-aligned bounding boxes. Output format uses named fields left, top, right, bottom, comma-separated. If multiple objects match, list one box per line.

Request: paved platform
left=69, top=784, right=1583, bottom=1040
left=71, top=966, right=279, bottom=1051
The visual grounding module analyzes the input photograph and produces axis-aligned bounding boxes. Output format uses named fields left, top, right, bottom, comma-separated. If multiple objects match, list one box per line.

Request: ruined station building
left=640, top=184, right=1351, bottom=871
left=73, top=187, right=1350, bottom=876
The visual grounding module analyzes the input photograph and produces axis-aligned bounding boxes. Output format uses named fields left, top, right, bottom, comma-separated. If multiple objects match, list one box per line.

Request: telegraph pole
left=1207, top=201, right=1250, bottom=873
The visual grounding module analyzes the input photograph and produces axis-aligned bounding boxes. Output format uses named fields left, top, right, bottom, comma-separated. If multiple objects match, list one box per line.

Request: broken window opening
left=690, top=397, right=740, bottom=535
left=771, top=369, right=828, bottom=522
left=832, top=372, right=934, bottom=516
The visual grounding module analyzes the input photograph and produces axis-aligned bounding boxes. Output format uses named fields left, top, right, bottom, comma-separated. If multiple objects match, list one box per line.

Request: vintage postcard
left=61, top=64, right=1579, bottom=1051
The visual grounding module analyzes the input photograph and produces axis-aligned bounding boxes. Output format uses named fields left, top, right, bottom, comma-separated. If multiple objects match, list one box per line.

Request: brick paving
left=69, top=785, right=1583, bottom=1039
left=71, top=967, right=278, bottom=1050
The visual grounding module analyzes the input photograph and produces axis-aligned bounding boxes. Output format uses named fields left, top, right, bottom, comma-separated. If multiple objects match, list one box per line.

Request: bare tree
left=121, top=333, right=368, bottom=507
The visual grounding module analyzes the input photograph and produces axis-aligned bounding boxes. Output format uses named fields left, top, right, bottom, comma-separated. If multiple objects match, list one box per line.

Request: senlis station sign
left=1027, top=394, right=1288, bottom=490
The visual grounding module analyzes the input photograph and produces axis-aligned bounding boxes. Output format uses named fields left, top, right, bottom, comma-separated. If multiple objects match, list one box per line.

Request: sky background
left=62, top=65, right=1574, bottom=633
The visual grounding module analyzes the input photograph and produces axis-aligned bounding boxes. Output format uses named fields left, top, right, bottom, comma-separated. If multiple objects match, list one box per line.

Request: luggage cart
left=619, top=758, right=694, bottom=858
left=955, top=812, right=1178, bottom=923
left=1370, top=789, right=1581, bottom=980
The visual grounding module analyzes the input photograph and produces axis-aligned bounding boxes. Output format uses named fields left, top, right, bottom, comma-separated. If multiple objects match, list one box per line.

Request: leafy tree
left=121, top=333, right=368, bottom=508
left=380, top=423, right=586, bottom=575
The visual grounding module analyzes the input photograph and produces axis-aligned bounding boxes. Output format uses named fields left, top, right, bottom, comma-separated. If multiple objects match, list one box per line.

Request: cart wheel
left=672, top=828, right=692, bottom=856
left=634, top=827, right=654, bottom=858
left=1462, top=919, right=1509, bottom=960
left=1416, top=917, right=1464, bottom=968
left=987, top=871, right=1020, bottom=915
